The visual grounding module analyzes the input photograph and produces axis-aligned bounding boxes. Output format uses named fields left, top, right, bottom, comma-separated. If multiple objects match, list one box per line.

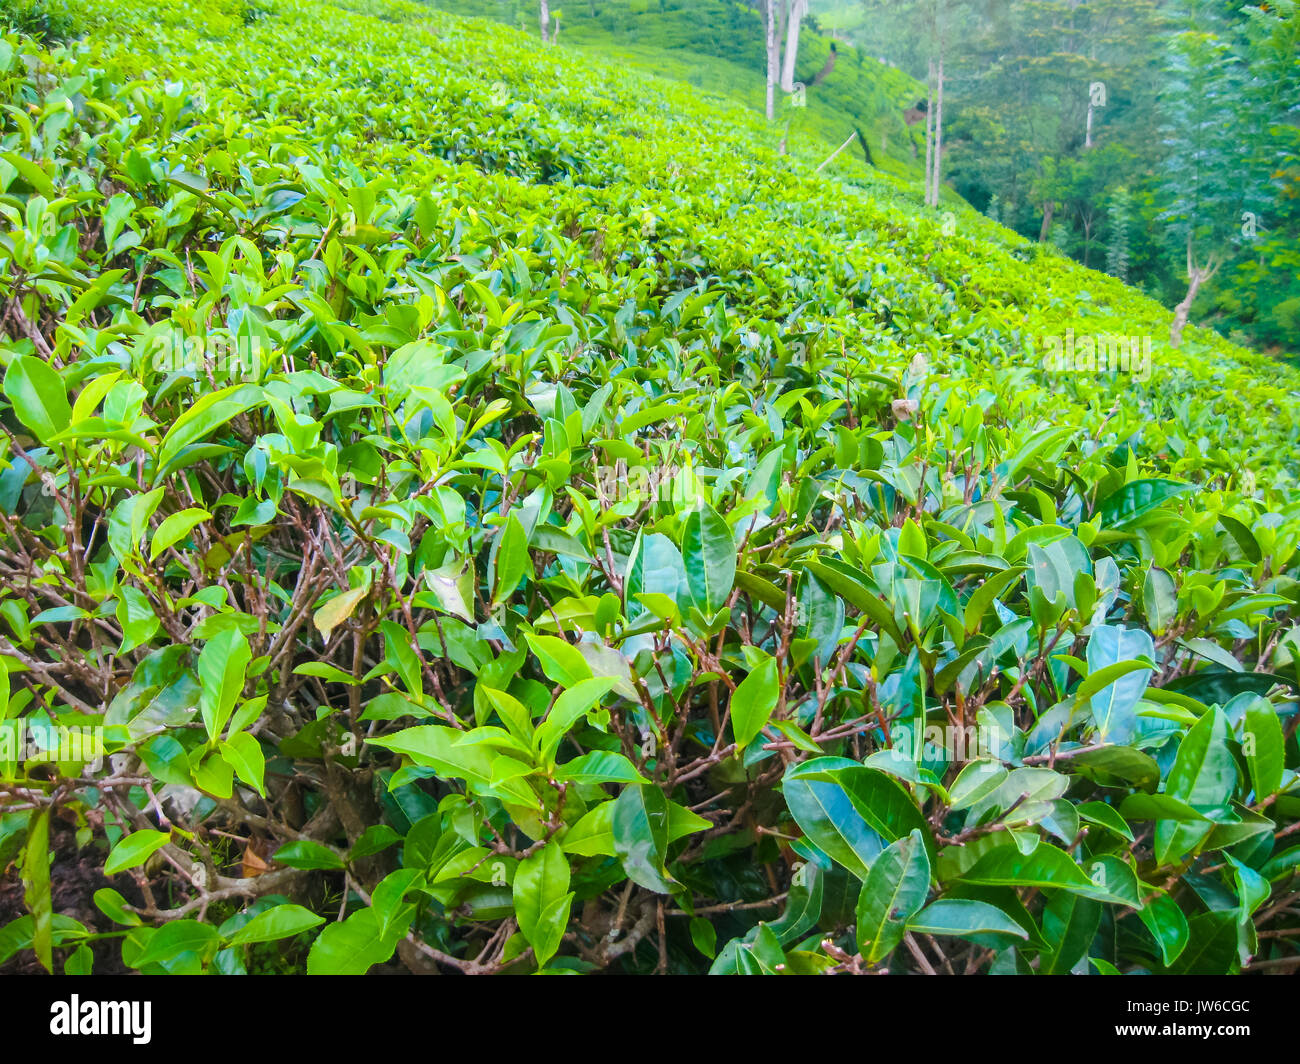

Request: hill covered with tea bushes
left=1, top=0, right=1299, bottom=975
left=448, top=0, right=933, bottom=184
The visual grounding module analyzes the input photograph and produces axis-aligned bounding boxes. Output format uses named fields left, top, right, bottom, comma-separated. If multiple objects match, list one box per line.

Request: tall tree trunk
left=1170, top=275, right=1203, bottom=350
left=1038, top=201, right=1055, bottom=242
left=539, top=0, right=550, bottom=43
left=1171, top=239, right=1222, bottom=348
left=932, top=53, right=944, bottom=206
left=765, top=0, right=779, bottom=121
left=924, top=59, right=935, bottom=207
left=781, top=0, right=805, bottom=93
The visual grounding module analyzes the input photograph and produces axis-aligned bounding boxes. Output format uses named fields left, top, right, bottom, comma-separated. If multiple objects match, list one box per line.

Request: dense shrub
left=0, top=0, right=78, bottom=42
left=0, top=0, right=1298, bottom=975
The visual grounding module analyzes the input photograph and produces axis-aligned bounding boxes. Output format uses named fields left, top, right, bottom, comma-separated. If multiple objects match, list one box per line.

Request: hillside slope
left=446, top=0, right=932, bottom=182
left=1, top=0, right=1299, bottom=977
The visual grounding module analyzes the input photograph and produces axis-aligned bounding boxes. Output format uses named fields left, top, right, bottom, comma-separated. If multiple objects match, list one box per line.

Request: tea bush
left=0, top=0, right=1298, bottom=975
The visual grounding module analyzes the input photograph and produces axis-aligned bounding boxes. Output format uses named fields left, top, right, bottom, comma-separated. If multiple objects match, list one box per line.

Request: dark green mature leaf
left=957, top=843, right=1095, bottom=892
left=907, top=899, right=1029, bottom=943
left=1154, top=706, right=1236, bottom=865
left=1118, top=792, right=1211, bottom=822
left=1094, top=478, right=1192, bottom=529
left=1139, top=893, right=1190, bottom=966
left=1075, top=801, right=1135, bottom=841
left=1084, top=625, right=1155, bottom=743
left=767, top=856, right=826, bottom=945
left=1165, top=705, right=1236, bottom=810
left=612, top=783, right=674, bottom=893
left=1243, top=696, right=1284, bottom=799
left=1165, top=911, right=1239, bottom=974
left=491, top=513, right=529, bottom=606
left=963, top=565, right=1027, bottom=635
left=133, top=919, right=221, bottom=968
left=681, top=501, right=735, bottom=615
left=1218, top=515, right=1261, bottom=563
left=1040, top=891, right=1102, bottom=974
left=855, top=829, right=931, bottom=963
left=823, top=766, right=935, bottom=862
left=1165, top=668, right=1290, bottom=706
left=1070, top=746, right=1161, bottom=789
left=783, top=758, right=885, bottom=881
left=273, top=840, right=346, bottom=871
left=800, top=558, right=905, bottom=647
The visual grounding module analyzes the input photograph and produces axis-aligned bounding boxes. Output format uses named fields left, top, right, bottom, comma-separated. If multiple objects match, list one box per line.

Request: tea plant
left=0, top=0, right=1298, bottom=975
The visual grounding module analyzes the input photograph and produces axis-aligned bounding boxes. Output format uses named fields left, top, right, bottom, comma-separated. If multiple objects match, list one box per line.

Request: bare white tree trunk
left=780, top=0, right=806, bottom=93
left=1170, top=237, right=1222, bottom=348
left=539, top=0, right=550, bottom=43
left=924, top=58, right=935, bottom=207
left=921, top=1, right=948, bottom=206
left=932, top=53, right=944, bottom=206
left=765, top=0, right=779, bottom=121
left=1170, top=274, right=1203, bottom=349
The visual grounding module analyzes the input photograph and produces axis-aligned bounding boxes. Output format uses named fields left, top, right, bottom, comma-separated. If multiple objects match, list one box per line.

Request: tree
left=764, top=0, right=779, bottom=120
left=929, top=46, right=944, bottom=207
left=540, top=0, right=550, bottom=43
left=1225, top=0, right=1300, bottom=344
left=926, top=0, right=1161, bottom=247
left=763, top=0, right=809, bottom=122
left=1155, top=14, right=1265, bottom=346
left=918, top=1, right=951, bottom=208
left=855, top=0, right=963, bottom=208
left=781, top=0, right=808, bottom=93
